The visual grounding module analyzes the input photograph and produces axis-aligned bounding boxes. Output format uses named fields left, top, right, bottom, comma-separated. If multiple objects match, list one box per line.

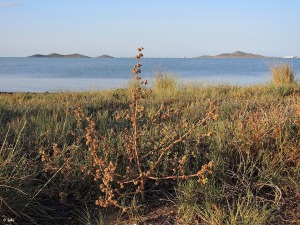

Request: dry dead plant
left=39, top=48, right=216, bottom=213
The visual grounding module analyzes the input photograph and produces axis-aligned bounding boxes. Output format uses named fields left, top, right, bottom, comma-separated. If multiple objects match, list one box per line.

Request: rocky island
left=29, top=53, right=115, bottom=58
left=96, top=54, right=114, bottom=58
left=29, top=53, right=91, bottom=58
left=197, top=51, right=269, bottom=58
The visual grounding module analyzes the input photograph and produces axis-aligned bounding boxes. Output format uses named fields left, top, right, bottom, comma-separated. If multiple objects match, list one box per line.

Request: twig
left=146, top=110, right=214, bottom=177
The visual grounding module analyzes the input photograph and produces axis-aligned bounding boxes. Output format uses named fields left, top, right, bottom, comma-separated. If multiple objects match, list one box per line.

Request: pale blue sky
left=1, top=0, right=300, bottom=57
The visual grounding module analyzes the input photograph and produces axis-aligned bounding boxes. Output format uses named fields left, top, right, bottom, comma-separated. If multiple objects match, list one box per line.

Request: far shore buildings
left=283, top=56, right=298, bottom=58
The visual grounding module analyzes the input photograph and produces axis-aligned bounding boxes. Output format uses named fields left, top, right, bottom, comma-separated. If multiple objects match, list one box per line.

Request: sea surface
left=0, top=57, right=299, bottom=92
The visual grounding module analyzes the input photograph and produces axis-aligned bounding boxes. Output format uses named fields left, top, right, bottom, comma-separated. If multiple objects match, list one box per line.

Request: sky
left=0, top=0, right=300, bottom=57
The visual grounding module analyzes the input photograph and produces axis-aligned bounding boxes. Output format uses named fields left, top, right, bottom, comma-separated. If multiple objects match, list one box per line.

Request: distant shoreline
left=26, top=51, right=289, bottom=58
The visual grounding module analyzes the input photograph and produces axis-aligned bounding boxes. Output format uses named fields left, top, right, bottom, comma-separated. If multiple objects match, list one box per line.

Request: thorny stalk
left=131, top=47, right=146, bottom=201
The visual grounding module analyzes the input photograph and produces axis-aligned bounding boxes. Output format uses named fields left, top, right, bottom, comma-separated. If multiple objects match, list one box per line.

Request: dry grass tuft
left=270, top=62, right=295, bottom=85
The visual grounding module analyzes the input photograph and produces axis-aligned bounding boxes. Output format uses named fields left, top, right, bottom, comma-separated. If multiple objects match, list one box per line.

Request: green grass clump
left=153, top=72, right=178, bottom=98
left=270, top=62, right=296, bottom=85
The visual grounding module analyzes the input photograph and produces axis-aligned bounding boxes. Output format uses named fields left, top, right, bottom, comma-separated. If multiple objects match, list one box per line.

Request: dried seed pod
left=136, top=53, right=143, bottom=59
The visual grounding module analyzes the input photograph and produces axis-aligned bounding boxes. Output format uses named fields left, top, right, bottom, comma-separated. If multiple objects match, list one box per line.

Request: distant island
left=197, top=51, right=270, bottom=58
left=96, top=55, right=114, bottom=58
left=29, top=53, right=91, bottom=58
left=29, top=53, right=114, bottom=58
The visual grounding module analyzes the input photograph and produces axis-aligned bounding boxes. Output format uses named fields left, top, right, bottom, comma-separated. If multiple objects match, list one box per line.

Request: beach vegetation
left=270, top=62, right=295, bottom=85
left=153, top=71, right=178, bottom=99
left=0, top=52, right=299, bottom=224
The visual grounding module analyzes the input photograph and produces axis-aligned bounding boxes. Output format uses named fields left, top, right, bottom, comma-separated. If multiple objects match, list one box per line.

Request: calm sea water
left=0, top=57, right=299, bottom=92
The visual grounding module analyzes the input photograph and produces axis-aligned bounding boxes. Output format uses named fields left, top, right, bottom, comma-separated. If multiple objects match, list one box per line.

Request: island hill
left=97, top=54, right=114, bottom=58
left=197, top=51, right=270, bottom=58
left=29, top=53, right=114, bottom=58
